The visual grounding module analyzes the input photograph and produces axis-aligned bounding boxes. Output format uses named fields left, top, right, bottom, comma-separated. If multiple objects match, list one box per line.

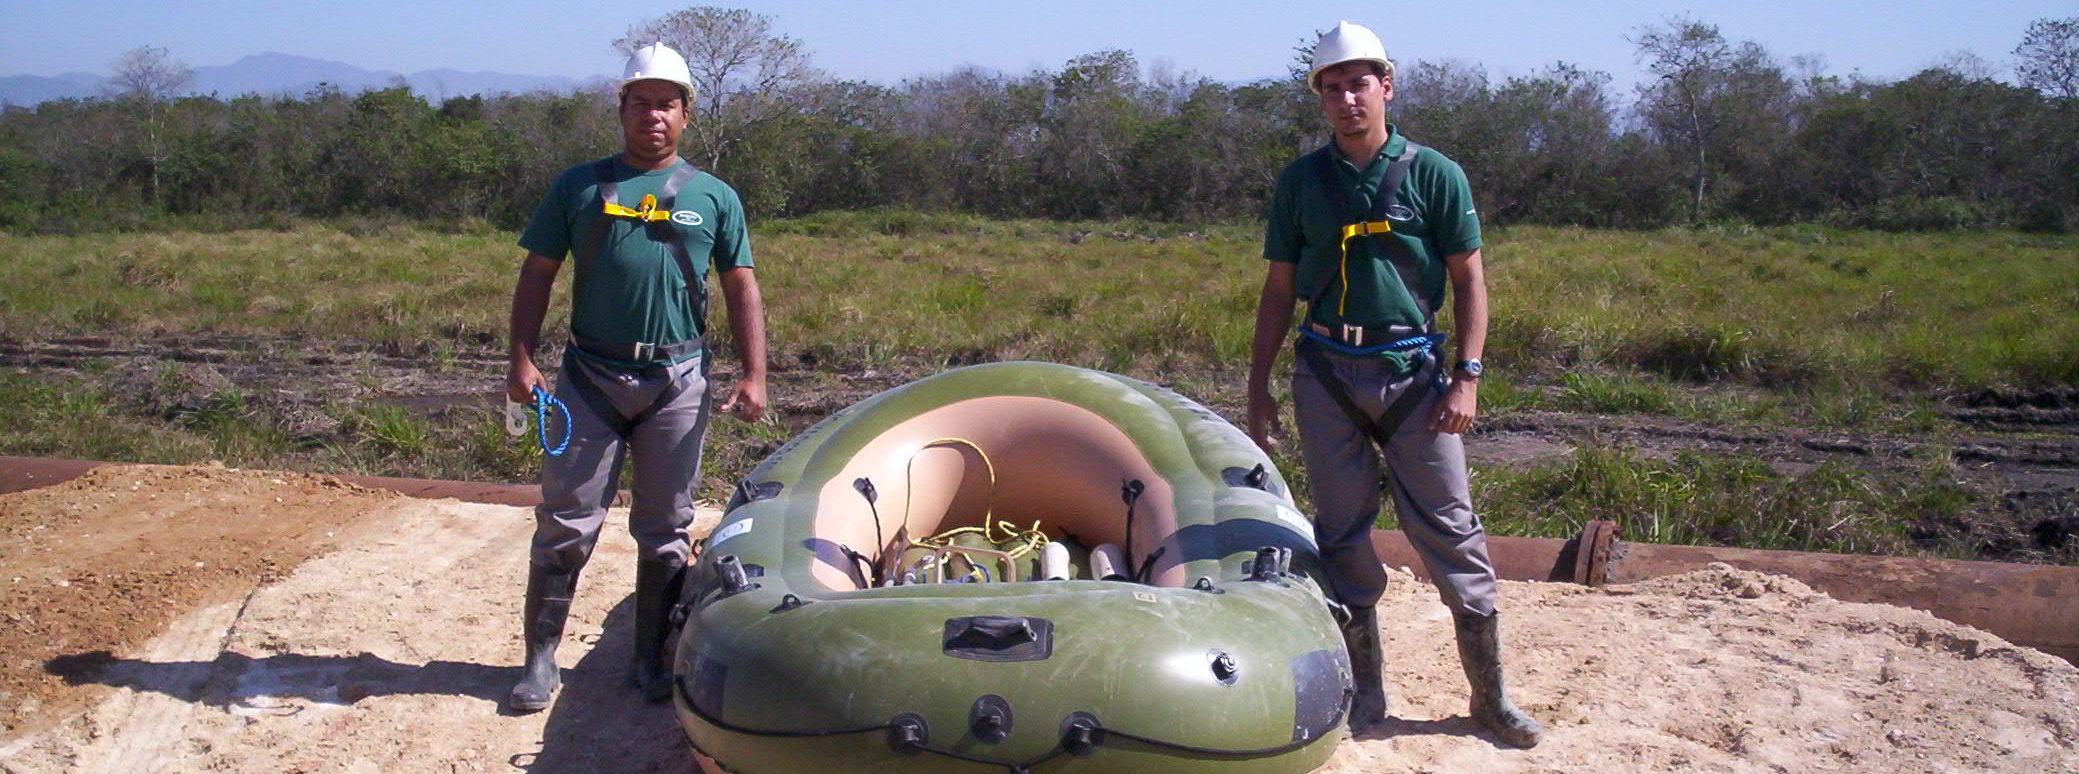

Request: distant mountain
left=0, top=72, right=104, bottom=105
left=0, top=52, right=598, bottom=107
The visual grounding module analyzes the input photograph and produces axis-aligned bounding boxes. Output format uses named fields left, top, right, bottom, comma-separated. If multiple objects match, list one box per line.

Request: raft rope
left=903, top=437, right=998, bottom=535
left=531, top=386, right=571, bottom=457
left=674, top=682, right=1331, bottom=774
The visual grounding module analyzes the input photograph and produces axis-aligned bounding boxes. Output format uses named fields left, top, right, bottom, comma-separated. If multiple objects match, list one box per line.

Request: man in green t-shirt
left=502, top=42, right=769, bottom=713
left=1247, top=21, right=1540, bottom=747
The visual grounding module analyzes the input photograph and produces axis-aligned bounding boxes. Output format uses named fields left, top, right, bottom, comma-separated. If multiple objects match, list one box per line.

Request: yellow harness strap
left=1335, top=220, right=1395, bottom=315
left=602, top=193, right=673, bottom=222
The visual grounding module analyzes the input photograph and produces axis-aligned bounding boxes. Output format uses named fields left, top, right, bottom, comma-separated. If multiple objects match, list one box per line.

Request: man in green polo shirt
left=1247, top=21, right=1540, bottom=747
left=502, top=42, right=769, bottom=713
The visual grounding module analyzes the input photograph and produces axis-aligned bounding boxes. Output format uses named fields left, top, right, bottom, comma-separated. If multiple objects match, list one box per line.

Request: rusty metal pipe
left=1373, top=522, right=2079, bottom=666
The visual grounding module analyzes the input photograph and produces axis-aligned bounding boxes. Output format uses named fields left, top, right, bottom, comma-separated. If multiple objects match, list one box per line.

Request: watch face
left=1459, top=359, right=1483, bottom=378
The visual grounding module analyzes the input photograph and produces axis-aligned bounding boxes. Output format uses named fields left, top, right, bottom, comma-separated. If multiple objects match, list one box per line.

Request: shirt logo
left=672, top=210, right=704, bottom=226
left=1385, top=204, right=1416, bottom=221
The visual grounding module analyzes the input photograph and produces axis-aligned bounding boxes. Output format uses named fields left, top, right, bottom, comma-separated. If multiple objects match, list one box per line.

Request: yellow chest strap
left=1335, top=220, right=1395, bottom=315
left=603, top=193, right=673, bottom=222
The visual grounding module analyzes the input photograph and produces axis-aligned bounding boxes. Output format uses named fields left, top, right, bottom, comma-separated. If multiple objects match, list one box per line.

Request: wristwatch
left=1455, top=358, right=1484, bottom=380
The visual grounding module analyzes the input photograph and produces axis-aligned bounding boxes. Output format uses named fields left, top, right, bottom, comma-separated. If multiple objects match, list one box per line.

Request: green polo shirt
left=1263, top=126, right=1481, bottom=360
left=520, top=156, right=752, bottom=369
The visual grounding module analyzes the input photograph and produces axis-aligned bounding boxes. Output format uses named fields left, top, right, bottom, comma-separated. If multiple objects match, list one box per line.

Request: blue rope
left=532, top=386, right=572, bottom=457
left=1297, top=328, right=1453, bottom=394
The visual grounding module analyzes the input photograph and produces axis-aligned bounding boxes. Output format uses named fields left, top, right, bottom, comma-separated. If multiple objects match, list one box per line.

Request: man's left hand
left=719, top=379, right=768, bottom=423
left=1428, top=379, right=1478, bottom=435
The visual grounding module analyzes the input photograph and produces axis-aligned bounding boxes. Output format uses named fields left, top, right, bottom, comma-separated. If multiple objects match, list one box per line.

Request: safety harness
left=561, top=158, right=711, bottom=440
left=1298, top=142, right=1448, bottom=446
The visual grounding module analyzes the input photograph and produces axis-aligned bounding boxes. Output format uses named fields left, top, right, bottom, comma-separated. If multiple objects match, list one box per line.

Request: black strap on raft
left=1308, top=141, right=1427, bottom=323
left=1119, top=479, right=1144, bottom=581
left=851, top=477, right=886, bottom=586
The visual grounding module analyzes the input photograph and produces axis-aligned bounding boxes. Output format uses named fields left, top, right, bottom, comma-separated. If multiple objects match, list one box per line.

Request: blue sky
left=2, top=0, right=2069, bottom=92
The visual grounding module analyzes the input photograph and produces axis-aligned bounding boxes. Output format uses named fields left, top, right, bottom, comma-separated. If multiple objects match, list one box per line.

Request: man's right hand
left=507, top=358, right=549, bottom=404
left=1247, top=388, right=1284, bottom=454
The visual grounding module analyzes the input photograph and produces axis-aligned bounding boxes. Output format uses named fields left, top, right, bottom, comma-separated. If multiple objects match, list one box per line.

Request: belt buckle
left=1341, top=324, right=1364, bottom=347
left=632, top=342, right=656, bottom=361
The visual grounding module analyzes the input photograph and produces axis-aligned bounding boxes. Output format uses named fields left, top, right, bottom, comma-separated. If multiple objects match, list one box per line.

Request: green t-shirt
left=1263, top=126, right=1482, bottom=338
left=519, top=156, right=753, bottom=368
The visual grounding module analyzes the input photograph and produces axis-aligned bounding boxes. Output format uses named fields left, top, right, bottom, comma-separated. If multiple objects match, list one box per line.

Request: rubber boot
left=629, top=556, right=687, bottom=703
left=1452, top=612, right=1543, bottom=748
left=508, top=566, right=579, bottom=713
left=1340, top=605, right=1389, bottom=734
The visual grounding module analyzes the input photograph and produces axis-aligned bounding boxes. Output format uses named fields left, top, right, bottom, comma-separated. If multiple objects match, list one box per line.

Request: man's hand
left=1247, top=387, right=1284, bottom=454
left=1428, top=379, right=1478, bottom=435
left=718, top=377, right=768, bottom=423
left=507, top=357, right=549, bottom=404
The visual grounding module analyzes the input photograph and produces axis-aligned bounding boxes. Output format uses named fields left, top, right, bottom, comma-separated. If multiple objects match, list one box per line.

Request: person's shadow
left=45, top=594, right=697, bottom=772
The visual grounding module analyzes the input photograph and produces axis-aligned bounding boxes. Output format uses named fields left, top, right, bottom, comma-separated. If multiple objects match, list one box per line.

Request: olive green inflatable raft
left=671, top=361, right=1351, bottom=774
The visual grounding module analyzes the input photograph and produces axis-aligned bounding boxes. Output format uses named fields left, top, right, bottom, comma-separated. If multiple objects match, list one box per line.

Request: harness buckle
left=1341, top=324, right=1365, bottom=347
left=632, top=342, right=656, bottom=362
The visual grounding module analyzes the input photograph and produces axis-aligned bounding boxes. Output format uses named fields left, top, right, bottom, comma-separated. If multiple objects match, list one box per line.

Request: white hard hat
left=1307, top=21, right=1395, bottom=94
left=621, top=42, right=695, bottom=101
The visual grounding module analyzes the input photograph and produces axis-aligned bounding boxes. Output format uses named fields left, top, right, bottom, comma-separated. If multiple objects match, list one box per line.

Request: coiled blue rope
left=532, top=386, right=572, bottom=457
left=1297, top=329, right=1452, bottom=393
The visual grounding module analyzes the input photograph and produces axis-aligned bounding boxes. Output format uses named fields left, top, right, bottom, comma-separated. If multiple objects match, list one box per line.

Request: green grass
left=2, top=214, right=2073, bottom=564
left=5, top=218, right=2069, bottom=410
left=1458, top=442, right=2058, bottom=562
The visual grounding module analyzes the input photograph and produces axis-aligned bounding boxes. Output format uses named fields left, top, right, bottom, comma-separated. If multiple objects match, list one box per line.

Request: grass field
left=2, top=214, right=2074, bottom=564
left=5, top=214, right=2072, bottom=393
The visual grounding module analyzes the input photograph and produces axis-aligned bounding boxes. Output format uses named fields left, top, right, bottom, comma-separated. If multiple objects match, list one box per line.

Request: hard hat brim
left=1307, top=58, right=1395, bottom=94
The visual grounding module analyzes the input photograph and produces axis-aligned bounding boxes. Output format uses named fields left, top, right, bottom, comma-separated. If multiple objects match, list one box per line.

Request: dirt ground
left=0, top=465, right=2074, bottom=773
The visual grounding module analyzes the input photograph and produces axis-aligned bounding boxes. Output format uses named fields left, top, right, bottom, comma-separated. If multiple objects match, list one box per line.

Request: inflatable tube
left=672, top=362, right=1351, bottom=774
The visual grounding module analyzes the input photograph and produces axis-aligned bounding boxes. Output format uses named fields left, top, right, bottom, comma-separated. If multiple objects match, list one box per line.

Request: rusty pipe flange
left=1571, top=520, right=1622, bottom=587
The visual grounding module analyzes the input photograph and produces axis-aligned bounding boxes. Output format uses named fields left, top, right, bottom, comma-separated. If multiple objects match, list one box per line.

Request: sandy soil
left=0, top=465, right=2074, bottom=773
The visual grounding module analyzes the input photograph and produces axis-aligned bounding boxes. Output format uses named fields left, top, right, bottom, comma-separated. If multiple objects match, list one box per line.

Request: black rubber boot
left=1340, top=604, right=1389, bottom=734
left=629, top=556, right=687, bottom=703
left=1452, top=611, right=1543, bottom=748
left=508, top=566, right=579, bottom=713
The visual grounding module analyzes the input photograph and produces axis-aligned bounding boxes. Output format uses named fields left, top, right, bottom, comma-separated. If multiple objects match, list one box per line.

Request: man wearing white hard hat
left=503, top=42, right=768, bottom=712
left=1246, top=21, right=1541, bottom=746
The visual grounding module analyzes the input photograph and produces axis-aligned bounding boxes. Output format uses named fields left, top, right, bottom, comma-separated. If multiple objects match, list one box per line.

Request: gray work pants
left=1292, top=344, right=1498, bottom=616
left=531, top=351, right=712, bottom=572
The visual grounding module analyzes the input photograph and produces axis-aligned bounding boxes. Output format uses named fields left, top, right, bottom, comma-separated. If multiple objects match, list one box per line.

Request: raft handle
left=1221, top=464, right=1274, bottom=492
left=944, top=615, right=1055, bottom=662
left=770, top=593, right=811, bottom=613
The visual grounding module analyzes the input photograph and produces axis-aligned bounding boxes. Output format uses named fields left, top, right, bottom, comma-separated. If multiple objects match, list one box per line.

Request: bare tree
left=1631, top=18, right=1732, bottom=222
left=2015, top=17, right=2078, bottom=100
left=108, top=46, right=193, bottom=205
left=615, top=6, right=819, bottom=170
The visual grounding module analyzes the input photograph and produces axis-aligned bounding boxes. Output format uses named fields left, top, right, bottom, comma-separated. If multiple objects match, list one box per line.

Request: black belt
left=571, top=333, right=703, bottom=365
left=1306, top=321, right=1420, bottom=349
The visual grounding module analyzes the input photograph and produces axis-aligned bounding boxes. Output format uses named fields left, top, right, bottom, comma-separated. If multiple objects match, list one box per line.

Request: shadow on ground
left=46, top=594, right=694, bottom=773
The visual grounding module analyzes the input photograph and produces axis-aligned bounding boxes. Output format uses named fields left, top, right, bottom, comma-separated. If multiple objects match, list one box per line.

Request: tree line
left=1, top=10, right=2073, bottom=234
